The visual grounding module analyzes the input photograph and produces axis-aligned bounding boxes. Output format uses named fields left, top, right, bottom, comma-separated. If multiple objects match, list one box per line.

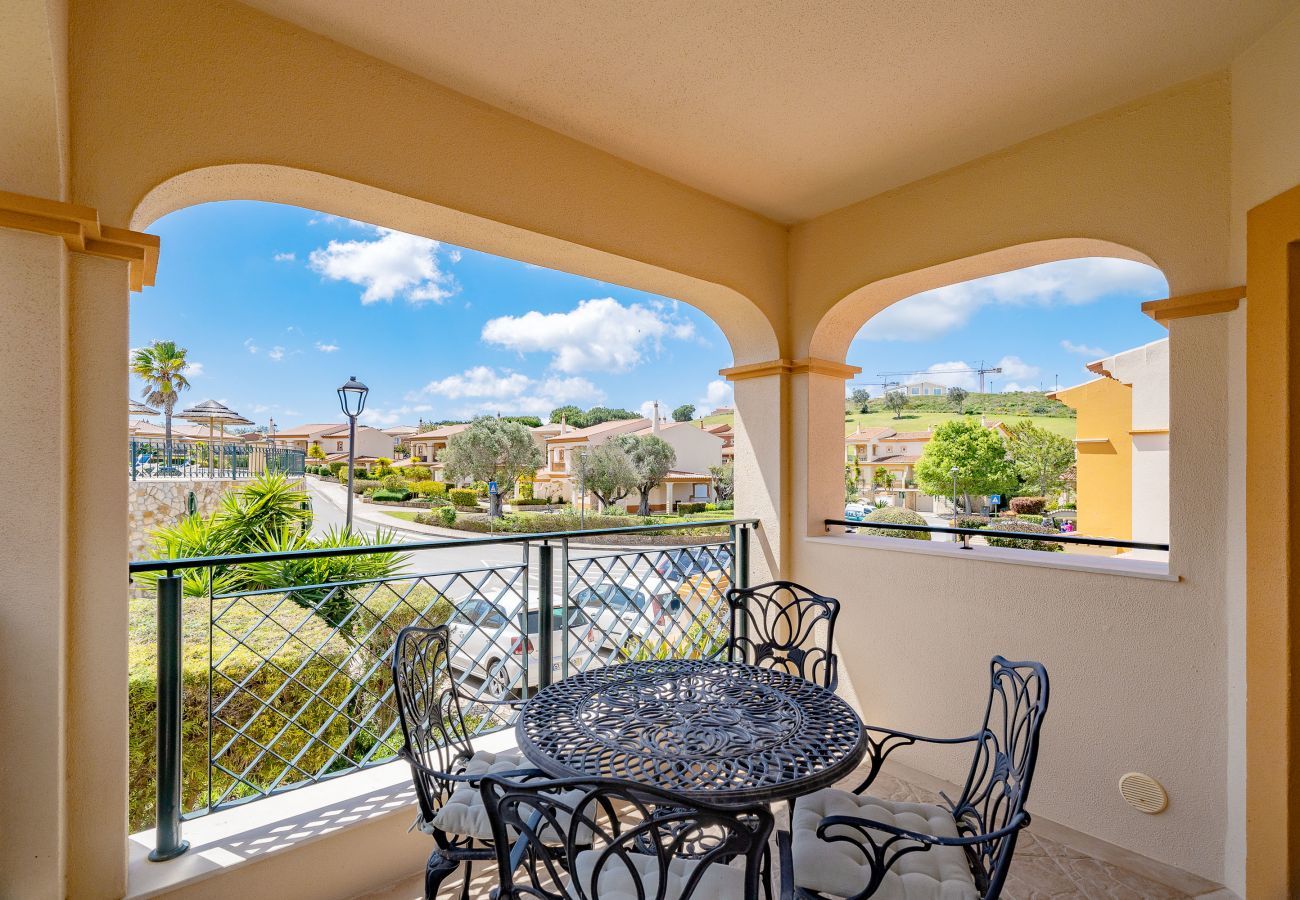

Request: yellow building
left=1050, top=378, right=1133, bottom=540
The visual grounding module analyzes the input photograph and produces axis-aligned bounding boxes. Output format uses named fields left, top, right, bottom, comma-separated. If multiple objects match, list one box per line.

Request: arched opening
left=805, top=240, right=1172, bottom=565
left=123, top=182, right=763, bottom=841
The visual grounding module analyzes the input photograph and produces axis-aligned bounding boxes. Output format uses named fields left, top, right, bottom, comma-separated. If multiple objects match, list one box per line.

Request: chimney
left=652, top=401, right=661, bottom=434
left=560, top=413, right=568, bottom=434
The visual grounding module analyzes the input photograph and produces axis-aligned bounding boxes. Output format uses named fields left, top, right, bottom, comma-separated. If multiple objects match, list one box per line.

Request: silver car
left=446, top=597, right=596, bottom=696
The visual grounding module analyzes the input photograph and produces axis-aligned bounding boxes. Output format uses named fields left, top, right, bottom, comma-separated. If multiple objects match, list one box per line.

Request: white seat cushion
left=428, top=749, right=590, bottom=844
left=791, top=788, right=978, bottom=899
left=569, top=850, right=747, bottom=900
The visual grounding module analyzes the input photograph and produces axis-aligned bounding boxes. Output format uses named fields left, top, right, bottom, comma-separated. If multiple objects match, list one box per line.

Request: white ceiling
left=242, top=0, right=1296, bottom=223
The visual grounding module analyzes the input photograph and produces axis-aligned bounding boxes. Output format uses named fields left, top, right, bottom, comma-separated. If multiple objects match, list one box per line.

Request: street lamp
left=337, top=376, right=369, bottom=532
left=950, top=465, right=961, bottom=542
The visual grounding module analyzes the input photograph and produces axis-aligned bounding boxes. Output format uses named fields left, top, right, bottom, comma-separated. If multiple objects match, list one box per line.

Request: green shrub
left=381, top=474, right=406, bottom=493
left=435, top=506, right=456, bottom=527
left=861, top=507, right=931, bottom=540
left=1009, top=496, right=1047, bottom=516
left=676, top=502, right=707, bottom=514
left=403, top=465, right=431, bottom=481
left=411, top=480, right=439, bottom=497
left=470, top=480, right=490, bottom=497
left=955, top=514, right=991, bottom=529
left=1016, top=514, right=1044, bottom=525
left=519, top=480, right=535, bottom=500
left=371, top=490, right=410, bottom=502
left=510, top=497, right=553, bottom=506
left=984, top=519, right=1064, bottom=552
left=328, top=461, right=346, bottom=476
left=715, top=500, right=734, bottom=511
left=351, top=478, right=382, bottom=495
left=449, top=488, right=479, bottom=508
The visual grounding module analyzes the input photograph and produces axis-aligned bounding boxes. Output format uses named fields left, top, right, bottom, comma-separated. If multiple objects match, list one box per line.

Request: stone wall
left=126, top=478, right=240, bottom=560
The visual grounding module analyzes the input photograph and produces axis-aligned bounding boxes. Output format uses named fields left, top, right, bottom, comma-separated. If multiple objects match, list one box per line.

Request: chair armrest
left=776, top=830, right=795, bottom=900
left=850, top=725, right=980, bottom=795
left=808, top=811, right=1028, bottom=900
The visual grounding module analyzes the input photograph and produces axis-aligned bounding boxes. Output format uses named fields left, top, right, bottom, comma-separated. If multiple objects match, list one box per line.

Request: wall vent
left=1118, top=772, right=1168, bottom=814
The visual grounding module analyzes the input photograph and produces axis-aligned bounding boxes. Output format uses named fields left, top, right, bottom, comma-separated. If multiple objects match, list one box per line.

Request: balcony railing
left=128, top=519, right=755, bottom=860
left=825, top=518, right=1169, bottom=552
left=130, top=438, right=306, bottom=481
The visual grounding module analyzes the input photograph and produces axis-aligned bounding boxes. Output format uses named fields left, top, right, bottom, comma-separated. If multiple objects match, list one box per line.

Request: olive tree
left=884, top=389, right=909, bottom=419
left=441, top=417, right=544, bottom=517
left=618, top=434, right=677, bottom=515
left=572, top=442, right=638, bottom=512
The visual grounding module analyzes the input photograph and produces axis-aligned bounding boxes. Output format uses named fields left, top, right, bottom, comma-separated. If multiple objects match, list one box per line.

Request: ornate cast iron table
left=517, top=659, right=866, bottom=805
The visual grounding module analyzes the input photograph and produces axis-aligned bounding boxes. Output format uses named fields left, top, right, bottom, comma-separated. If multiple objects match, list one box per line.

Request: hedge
left=861, top=507, right=931, bottom=540
left=403, top=465, right=431, bottom=481
left=371, top=489, right=412, bottom=502
left=127, top=587, right=452, bottom=832
left=983, top=519, right=1064, bottom=552
left=350, top=478, right=382, bottom=494
left=1009, top=496, right=1047, bottom=515
left=955, top=514, right=991, bottom=529
left=676, top=502, right=707, bottom=514
left=510, top=497, right=555, bottom=506
left=449, top=488, right=479, bottom=507
left=441, top=511, right=729, bottom=537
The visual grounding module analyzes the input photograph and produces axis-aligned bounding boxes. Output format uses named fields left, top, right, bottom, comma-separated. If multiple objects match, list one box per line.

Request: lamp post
left=337, top=376, right=369, bottom=533
left=950, top=465, right=961, bottom=542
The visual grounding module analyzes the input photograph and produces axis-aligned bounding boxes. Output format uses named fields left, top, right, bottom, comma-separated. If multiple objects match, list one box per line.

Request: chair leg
left=425, top=851, right=457, bottom=900
left=459, top=858, right=473, bottom=900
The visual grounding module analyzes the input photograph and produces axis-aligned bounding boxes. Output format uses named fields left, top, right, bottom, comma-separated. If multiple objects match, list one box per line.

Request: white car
left=569, top=573, right=691, bottom=655
left=445, top=596, right=597, bottom=696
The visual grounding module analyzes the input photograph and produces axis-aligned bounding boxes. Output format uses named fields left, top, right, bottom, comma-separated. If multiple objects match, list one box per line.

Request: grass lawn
left=844, top=410, right=1076, bottom=438
left=383, top=510, right=421, bottom=522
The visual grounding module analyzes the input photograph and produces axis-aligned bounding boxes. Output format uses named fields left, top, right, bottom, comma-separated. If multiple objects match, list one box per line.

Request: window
left=336, top=441, right=343, bottom=451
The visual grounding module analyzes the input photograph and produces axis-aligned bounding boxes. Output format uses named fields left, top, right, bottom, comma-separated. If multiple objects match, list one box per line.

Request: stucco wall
left=789, top=312, right=1238, bottom=882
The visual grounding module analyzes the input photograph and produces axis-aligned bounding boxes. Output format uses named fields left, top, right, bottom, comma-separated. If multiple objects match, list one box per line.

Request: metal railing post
left=736, top=524, right=750, bottom=592
left=150, top=572, right=190, bottom=861
left=537, top=542, right=555, bottom=689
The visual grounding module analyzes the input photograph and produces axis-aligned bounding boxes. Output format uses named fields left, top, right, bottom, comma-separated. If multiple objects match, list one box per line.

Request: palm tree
left=130, top=340, right=192, bottom=465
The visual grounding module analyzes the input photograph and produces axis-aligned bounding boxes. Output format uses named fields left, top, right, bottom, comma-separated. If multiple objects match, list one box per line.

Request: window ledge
left=126, top=728, right=519, bottom=899
left=809, top=532, right=1178, bottom=582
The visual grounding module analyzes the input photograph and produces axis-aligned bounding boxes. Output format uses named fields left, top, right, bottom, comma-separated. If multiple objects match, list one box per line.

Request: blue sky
left=130, top=201, right=1169, bottom=429
left=846, top=257, right=1169, bottom=396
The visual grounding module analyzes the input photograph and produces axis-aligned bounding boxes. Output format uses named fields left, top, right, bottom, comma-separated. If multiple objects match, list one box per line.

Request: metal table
left=517, top=659, right=866, bottom=806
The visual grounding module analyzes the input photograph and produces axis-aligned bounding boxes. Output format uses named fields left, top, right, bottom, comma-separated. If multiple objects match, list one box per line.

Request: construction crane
left=875, top=361, right=1004, bottom=394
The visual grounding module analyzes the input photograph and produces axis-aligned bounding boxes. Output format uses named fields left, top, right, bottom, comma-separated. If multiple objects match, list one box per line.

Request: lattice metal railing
left=129, top=520, right=755, bottom=861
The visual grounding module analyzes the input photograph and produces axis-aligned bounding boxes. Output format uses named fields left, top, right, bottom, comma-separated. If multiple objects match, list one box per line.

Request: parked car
left=446, top=596, right=596, bottom=696
left=654, top=547, right=732, bottom=583
left=843, top=502, right=874, bottom=522
left=571, top=574, right=684, bottom=653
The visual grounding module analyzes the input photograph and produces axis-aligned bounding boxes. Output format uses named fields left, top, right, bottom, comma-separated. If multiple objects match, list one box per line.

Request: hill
left=698, top=391, right=1077, bottom=438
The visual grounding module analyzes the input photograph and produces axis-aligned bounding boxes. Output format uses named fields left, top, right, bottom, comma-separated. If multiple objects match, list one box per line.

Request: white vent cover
left=1119, top=772, right=1168, bottom=814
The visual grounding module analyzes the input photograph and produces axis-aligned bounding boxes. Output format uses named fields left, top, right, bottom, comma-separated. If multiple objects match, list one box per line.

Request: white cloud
left=856, top=257, right=1166, bottom=342
left=906, top=361, right=978, bottom=390
left=1061, top=339, right=1108, bottom=358
left=267, top=346, right=285, bottom=362
left=698, top=380, right=734, bottom=410
left=308, top=226, right=458, bottom=305
left=360, top=403, right=433, bottom=427
left=272, top=252, right=296, bottom=262
left=184, top=361, right=204, bottom=378
left=995, top=355, right=1040, bottom=383
left=315, top=341, right=340, bottom=353
left=1001, top=383, right=1032, bottom=393
left=244, top=338, right=259, bottom=354
left=481, top=298, right=694, bottom=374
left=415, top=365, right=604, bottom=417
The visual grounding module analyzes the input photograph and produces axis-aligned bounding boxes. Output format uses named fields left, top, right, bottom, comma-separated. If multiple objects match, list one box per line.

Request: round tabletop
left=516, top=659, right=866, bottom=805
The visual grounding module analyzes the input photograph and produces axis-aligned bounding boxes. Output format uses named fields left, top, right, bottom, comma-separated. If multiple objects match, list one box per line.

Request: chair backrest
left=952, top=656, right=1050, bottom=896
left=391, top=624, right=475, bottom=826
left=480, top=775, right=773, bottom=900
left=725, top=580, right=841, bottom=688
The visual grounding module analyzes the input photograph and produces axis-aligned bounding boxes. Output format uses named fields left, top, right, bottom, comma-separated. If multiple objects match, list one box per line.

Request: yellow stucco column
left=722, top=361, right=795, bottom=583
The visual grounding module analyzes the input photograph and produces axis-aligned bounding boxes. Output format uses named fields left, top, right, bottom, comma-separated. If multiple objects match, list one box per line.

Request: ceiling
left=241, top=0, right=1296, bottom=223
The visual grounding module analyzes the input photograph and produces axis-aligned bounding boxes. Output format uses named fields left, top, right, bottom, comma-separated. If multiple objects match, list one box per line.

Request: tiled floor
left=360, top=765, right=1231, bottom=899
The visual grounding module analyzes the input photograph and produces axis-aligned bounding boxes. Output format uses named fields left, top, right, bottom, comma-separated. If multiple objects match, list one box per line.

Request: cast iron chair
left=726, top=581, right=841, bottom=689
left=480, top=774, right=775, bottom=899
left=780, top=656, right=1049, bottom=899
left=392, top=624, right=542, bottom=899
